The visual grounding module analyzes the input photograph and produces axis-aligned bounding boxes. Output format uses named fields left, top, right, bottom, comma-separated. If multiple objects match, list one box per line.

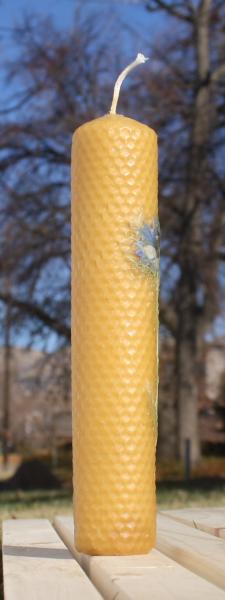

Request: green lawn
left=1, top=452, right=225, bottom=523
left=0, top=482, right=225, bottom=522
left=0, top=489, right=72, bottom=522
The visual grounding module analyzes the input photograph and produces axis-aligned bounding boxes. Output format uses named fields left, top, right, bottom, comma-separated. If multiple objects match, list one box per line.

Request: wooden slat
left=54, top=515, right=225, bottom=600
left=161, top=508, right=225, bottom=539
left=157, top=513, right=225, bottom=591
left=2, top=519, right=102, bottom=600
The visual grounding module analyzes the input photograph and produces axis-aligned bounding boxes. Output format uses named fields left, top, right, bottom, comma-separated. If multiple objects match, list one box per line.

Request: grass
left=0, top=489, right=72, bottom=521
left=157, top=482, right=225, bottom=508
left=0, top=481, right=225, bottom=521
left=1, top=452, right=225, bottom=520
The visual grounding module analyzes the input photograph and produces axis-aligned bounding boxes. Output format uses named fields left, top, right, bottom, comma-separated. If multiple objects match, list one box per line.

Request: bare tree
left=0, top=3, right=225, bottom=464
left=2, top=299, right=11, bottom=466
left=0, top=12, right=117, bottom=347
left=140, top=0, right=225, bottom=462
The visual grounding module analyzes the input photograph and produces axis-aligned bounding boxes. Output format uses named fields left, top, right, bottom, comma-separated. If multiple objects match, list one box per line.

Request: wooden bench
left=2, top=509, right=225, bottom=599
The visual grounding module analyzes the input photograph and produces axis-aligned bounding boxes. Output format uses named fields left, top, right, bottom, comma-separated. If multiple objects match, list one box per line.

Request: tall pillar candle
left=71, top=54, right=159, bottom=555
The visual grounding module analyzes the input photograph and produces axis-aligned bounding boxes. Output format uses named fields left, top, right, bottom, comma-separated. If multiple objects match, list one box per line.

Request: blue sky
left=0, top=0, right=160, bottom=29
left=1, top=0, right=75, bottom=30
left=0, top=0, right=163, bottom=61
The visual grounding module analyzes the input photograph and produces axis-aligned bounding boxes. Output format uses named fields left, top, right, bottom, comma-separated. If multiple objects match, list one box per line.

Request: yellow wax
left=71, top=113, right=158, bottom=555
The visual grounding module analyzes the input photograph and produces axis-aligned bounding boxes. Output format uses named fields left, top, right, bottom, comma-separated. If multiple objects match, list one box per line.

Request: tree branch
left=160, top=300, right=177, bottom=336
left=146, top=0, right=193, bottom=21
left=0, top=292, right=70, bottom=340
left=217, top=252, right=225, bottom=261
left=199, top=0, right=212, bottom=11
left=211, top=63, right=225, bottom=83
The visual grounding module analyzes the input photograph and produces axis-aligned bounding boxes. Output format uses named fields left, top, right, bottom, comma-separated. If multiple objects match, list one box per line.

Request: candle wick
left=110, top=53, right=149, bottom=115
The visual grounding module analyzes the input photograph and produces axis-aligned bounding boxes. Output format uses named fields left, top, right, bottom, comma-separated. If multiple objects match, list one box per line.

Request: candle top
left=73, top=113, right=157, bottom=141
left=73, top=53, right=156, bottom=137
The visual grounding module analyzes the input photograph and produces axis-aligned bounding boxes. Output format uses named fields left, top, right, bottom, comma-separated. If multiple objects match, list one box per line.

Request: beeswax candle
left=71, top=54, right=159, bottom=555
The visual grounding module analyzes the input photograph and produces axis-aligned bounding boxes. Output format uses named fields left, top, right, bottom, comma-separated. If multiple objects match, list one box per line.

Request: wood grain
left=2, top=519, right=102, bottom=599
left=157, top=513, right=225, bottom=591
left=161, top=508, right=225, bottom=539
left=54, top=515, right=225, bottom=600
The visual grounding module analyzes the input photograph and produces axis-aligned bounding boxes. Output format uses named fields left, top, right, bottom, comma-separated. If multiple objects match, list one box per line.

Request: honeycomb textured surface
left=71, top=114, right=158, bottom=555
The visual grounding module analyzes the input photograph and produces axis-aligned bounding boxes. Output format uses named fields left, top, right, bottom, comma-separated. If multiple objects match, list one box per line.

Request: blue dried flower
left=134, top=219, right=160, bottom=275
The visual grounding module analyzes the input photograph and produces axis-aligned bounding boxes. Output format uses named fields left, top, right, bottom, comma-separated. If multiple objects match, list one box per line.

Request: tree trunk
left=176, top=0, right=212, bottom=464
left=176, top=277, right=201, bottom=464
left=2, top=301, right=11, bottom=468
left=158, top=340, right=177, bottom=459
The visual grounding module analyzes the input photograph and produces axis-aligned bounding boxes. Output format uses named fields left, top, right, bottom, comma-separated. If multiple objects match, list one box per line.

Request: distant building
left=200, top=338, right=225, bottom=445
left=158, top=336, right=225, bottom=455
left=0, top=346, right=71, bottom=451
left=0, top=338, right=224, bottom=453
left=205, top=338, right=225, bottom=401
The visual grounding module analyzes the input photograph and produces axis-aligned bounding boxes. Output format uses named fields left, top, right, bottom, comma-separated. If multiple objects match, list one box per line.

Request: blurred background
left=0, top=0, right=225, bottom=520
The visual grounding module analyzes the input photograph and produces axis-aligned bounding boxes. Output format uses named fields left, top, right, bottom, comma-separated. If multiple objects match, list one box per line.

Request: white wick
left=110, top=53, right=149, bottom=115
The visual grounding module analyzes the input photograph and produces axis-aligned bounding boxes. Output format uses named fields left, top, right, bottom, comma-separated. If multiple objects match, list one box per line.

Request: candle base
left=75, top=527, right=156, bottom=556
